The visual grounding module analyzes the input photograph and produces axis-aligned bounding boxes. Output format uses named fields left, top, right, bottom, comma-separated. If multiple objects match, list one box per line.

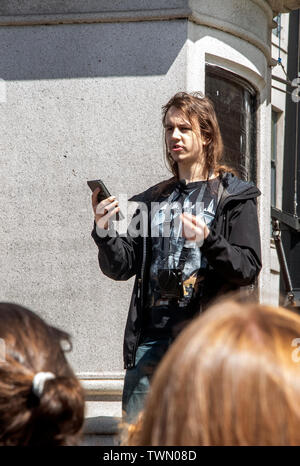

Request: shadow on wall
left=82, top=415, right=121, bottom=445
left=84, top=415, right=121, bottom=435
left=0, top=20, right=187, bottom=80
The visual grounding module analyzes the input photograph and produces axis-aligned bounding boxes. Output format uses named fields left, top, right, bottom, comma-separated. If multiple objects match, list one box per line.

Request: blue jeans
left=122, top=337, right=171, bottom=423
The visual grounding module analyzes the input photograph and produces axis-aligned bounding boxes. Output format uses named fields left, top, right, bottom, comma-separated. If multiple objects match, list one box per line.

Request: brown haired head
left=162, top=91, right=233, bottom=180
left=128, top=299, right=300, bottom=446
left=0, top=303, right=85, bottom=446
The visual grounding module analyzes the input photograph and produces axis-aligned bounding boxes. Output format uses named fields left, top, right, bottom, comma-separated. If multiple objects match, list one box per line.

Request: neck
left=178, top=163, right=214, bottom=183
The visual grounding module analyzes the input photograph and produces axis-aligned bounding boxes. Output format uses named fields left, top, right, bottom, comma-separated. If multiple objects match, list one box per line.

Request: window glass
left=205, top=65, right=257, bottom=182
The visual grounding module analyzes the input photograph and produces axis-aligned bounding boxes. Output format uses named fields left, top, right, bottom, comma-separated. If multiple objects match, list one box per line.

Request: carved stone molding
left=267, top=0, right=300, bottom=13
left=0, top=0, right=299, bottom=27
left=0, top=0, right=283, bottom=67
left=79, top=372, right=124, bottom=396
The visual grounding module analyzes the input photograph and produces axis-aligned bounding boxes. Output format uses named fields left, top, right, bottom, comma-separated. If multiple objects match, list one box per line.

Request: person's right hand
left=92, top=188, right=120, bottom=230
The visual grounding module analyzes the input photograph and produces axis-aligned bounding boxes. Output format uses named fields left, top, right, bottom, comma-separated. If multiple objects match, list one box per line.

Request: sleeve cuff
left=201, top=230, right=216, bottom=251
left=91, top=221, right=109, bottom=243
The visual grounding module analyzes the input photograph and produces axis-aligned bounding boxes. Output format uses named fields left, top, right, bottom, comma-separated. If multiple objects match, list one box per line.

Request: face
left=164, top=106, right=206, bottom=167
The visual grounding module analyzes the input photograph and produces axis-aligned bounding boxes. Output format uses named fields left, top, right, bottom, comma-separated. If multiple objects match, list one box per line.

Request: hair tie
left=32, top=372, right=55, bottom=398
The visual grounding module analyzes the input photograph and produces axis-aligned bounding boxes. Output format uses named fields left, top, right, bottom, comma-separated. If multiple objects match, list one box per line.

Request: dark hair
left=0, top=303, right=85, bottom=446
left=126, top=300, right=300, bottom=446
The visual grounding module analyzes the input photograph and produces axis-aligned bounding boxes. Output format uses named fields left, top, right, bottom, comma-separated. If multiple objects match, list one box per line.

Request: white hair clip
left=32, top=372, right=55, bottom=398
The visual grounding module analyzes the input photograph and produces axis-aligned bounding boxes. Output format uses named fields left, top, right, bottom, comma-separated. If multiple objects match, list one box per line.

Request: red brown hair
left=126, top=299, right=300, bottom=446
left=0, top=303, right=85, bottom=446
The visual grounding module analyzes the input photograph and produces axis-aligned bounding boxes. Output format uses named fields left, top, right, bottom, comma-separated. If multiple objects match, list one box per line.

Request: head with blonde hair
left=127, top=300, right=300, bottom=446
left=0, top=303, right=85, bottom=446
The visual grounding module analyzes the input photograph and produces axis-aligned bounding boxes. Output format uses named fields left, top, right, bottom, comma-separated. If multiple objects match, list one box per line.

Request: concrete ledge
left=0, top=11, right=189, bottom=26
left=81, top=434, right=119, bottom=446
left=2, top=0, right=299, bottom=22
left=0, top=5, right=191, bottom=26
left=80, top=375, right=124, bottom=437
left=2, top=0, right=299, bottom=27
left=267, top=0, right=300, bottom=13
left=81, top=378, right=124, bottom=396
left=84, top=415, right=121, bottom=435
left=0, top=0, right=277, bottom=68
left=0, top=0, right=187, bottom=16
left=79, top=372, right=124, bottom=396
left=191, top=10, right=276, bottom=66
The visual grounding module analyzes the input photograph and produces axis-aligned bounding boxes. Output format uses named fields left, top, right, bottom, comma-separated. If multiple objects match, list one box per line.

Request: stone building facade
left=0, top=0, right=299, bottom=445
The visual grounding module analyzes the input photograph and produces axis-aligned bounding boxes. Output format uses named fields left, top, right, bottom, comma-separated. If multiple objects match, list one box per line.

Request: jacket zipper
left=130, top=235, right=147, bottom=368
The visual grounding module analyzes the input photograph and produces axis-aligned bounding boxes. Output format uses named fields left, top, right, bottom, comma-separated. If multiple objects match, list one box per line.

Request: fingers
left=180, top=213, right=207, bottom=243
left=91, top=188, right=116, bottom=214
left=181, top=214, right=197, bottom=241
left=181, top=212, right=205, bottom=226
left=96, top=199, right=118, bottom=216
left=95, top=205, right=121, bottom=230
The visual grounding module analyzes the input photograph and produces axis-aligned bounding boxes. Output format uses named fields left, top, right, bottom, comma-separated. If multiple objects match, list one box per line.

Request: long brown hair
left=127, top=300, right=300, bottom=446
left=162, top=91, right=234, bottom=180
left=0, top=303, right=85, bottom=446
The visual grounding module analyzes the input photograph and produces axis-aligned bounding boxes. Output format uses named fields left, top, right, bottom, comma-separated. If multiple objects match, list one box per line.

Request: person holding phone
left=90, top=91, right=262, bottom=423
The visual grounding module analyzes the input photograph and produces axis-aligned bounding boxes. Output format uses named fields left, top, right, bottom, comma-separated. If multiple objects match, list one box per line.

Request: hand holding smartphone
left=88, top=179, right=124, bottom=222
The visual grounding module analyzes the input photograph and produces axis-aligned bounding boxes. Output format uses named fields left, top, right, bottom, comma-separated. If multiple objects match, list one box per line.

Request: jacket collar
left=129, top=172, right=261, bottom=204
left=217, top=172, right=261, bottom=207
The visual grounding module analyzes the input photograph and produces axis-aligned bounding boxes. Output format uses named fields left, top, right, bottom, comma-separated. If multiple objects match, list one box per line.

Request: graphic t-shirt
left=143, top=176, right=220, bottom=338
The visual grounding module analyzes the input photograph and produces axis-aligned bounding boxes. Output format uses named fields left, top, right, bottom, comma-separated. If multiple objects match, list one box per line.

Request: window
left=205, top=64, right=257, bottom=182
left=271, top=110, right=279, bottom=207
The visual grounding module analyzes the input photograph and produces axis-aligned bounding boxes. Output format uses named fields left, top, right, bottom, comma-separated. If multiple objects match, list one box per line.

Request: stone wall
left=0, top=0, right=291, bottom=444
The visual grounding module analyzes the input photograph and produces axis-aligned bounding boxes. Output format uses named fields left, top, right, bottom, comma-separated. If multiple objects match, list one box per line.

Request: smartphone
left=87, top=179, right=124, bottom=221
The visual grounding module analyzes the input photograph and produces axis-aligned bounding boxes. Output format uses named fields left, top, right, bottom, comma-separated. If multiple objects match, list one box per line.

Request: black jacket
left=91, top=173, right=262, bottom=369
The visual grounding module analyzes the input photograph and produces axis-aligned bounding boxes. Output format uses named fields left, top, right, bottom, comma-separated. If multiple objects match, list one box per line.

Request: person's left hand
left=180, top=212, right=210, bottom=246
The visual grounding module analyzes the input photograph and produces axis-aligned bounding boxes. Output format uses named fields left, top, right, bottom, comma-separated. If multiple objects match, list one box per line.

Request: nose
left=171, top=127, right=181, bottom=140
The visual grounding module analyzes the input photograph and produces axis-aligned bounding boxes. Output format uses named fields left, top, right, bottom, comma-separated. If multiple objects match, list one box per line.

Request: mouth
left=171, top=144, right=184, bottom=151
